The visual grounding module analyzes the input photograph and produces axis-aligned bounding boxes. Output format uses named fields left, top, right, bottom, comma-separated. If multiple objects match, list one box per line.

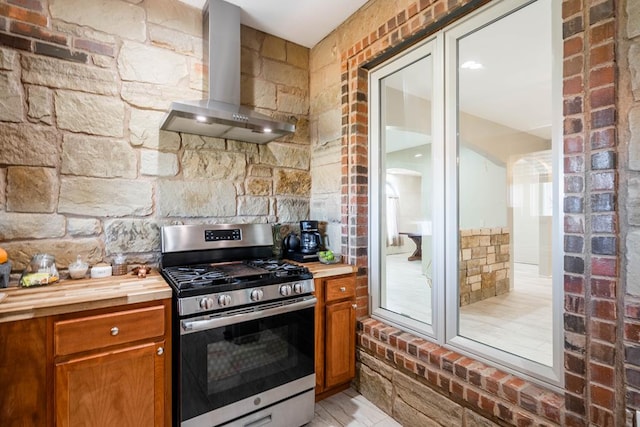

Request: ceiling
left=176, top=0, right=368, bottom=48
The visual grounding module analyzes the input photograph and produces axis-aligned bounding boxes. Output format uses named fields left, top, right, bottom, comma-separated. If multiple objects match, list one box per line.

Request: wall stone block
left=120, top=81, right=203, bottom=110
left=318, top=109, right=342, bottom=145
left=181, top=150, right=246, bottom=180
left=0, top=123, right=59, bottom=167
left=146, top=0, right=202, bottom=38
left=181, top=134, right=225, bottom=150
left=312, top=162, right=342, bottom=194
left=0, top=47, right=18, bottom=70
left=3, top=238, right=104, bottom=273
left=26, top=85, right=53, bottom=125
left=263, top=59, right=308, bottom=90
left=629, top=106, right=640, bottom=170
left=241, top=76, right=277, bottom=110
left=67, top=218, right=101, bottom=237
left=21, top=54, right=119, bottom=96
left=129, top=108, right=168, bottom=149
left=260, top=142, right=310, bottom=169
left=6, top=167, right=57, bottom=213
left=630, top=43, right=640, bottom=101
left=0, top=212, right=65, bottom=240
left=286, top=42, right=309, bottom=70
left=356, top=362, right=394, bottom=415
left=157, top=180, right=236, bottom=217
left=628, top=230, right=640, bottom=297
left=241, top=46, right=262, bottom=77
left=276, top=197, right=309, bottom=223
left=277, top=86, right=309, bottom=115
left=629, top=176, right=640, bottom=225
left=628, top=0, right=640, bottom=39
left=59, top=177, right=153, bottom=217
left=149, top=23, right=198, bottom=55
left=275, top=169, right=311, bottom=196
left=141, top=149, right=178, bottom=176
left=104, top=219, right=160, bottom=255
left=0, top=71, right=23, bottom=122
left=61, top=134, right=136, bottom=179
left=55, top=90, right=125, bottom=137
left=50, top=0, right=146, bottom=42
left=0, top=169, right=5, bottom=209
left=246, top=178, right=271, bottom=195
left=393, top=398, right=440, bottom=427
left=238, top=196, right=269, bottom=216
left=118, top=41, right=189, bottom=86
left=262, top=35, right=286, bottom=61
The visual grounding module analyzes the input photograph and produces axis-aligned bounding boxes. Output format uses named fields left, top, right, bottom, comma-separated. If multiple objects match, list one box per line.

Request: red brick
left=565, top=372, right=585, bottom=394
left=502, top=377, right=526, bottom=404
left=591, top=128, right=616, bottom=149
left=485, top=369, right=508, bottom=394
left=479, top=394, right=496, bottom=413
left=590, top=362, right=615, bottom=388
left=466, top=388, right=480, bottom=406
left=7, top=0, right=43, bottom=12
left=589, top=21, right=614, bottom=45
left=514, top=411, right=535, bottom=427
left=429, top=347, right=450, bottom=367
left=563, top=0, right=582, bottom=18
left=626, top=301, right=640, bottom=319
left=592, top=257, right=617, bottom=277
left=590, top=66, right=614, bottom=88
left=590, top=406, right=615, bottom=427
left=590, top=384, right=615, bottom=408
left=74, top=38, right=115, bottom=57
left=592, top=279, right=616, bottom=298
left=441, top=351, right=463, bottom=373
left=625, top=322, right=640, bottom=343
left=9, top=21, right=66, bottom=45
left=564, top=135, right=584, bottom=154
left=592, top=299, right=616, bottom=321
left=590, top=319, right=616, bottom=343
left=590, top=86, right=614, bottom=109
left=453, top=356, right=475, bottom=380
left=564, top=36, right=583, bottom=57
left=590, top=42, right=614, bottom=67
left=565, top=215, right=584, bottom=233
left=0, top=3, right=46, bottom=26
left=590, top=341, right=615, bottom=365
left=565, top=294, right=585, bottom=314
left=564, top=275, right=585, bottom=294
left=565, top=411, right=588, bottom=427
left=564, top=75, right=584, bottom=96
left=564, top=55, right=583, bottom=77
left=451, top=379, right=464, bottom=398
left=540, top=393, right=564, bottom=424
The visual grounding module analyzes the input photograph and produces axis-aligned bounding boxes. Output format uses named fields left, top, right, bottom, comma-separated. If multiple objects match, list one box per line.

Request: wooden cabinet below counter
left=0, top=298, right=171, bottom=427
left=313, top=269, right=357, bottom=401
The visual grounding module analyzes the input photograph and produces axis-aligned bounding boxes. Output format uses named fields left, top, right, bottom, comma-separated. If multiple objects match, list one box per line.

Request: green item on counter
left=20, top=272, right=59, bottom=287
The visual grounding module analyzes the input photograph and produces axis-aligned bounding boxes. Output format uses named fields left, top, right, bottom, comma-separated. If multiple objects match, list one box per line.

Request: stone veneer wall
left=459, top=228, right=510, bottom=306
left=310, top=0, right=634, bottom=425
left=0, top=0, right=310, bottom=277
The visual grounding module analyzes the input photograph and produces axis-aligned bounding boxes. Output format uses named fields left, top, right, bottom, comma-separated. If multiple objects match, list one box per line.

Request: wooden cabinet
left=0, top=299, right=171, bottom=427
left=314, top=272, right=357, bottom=400
left=0, top=317, right=48, bottom=427
left=53, top=302, right=170, bottom=427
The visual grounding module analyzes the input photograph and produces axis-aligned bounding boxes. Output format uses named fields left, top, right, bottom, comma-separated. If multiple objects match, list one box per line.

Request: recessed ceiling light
left=460, top=60, right=484, bottom=70
left=414, top=153, right=423, bottom=158
left=264, top=128, right=272, bottom=133
left=195, top=115, right=207, bottom=122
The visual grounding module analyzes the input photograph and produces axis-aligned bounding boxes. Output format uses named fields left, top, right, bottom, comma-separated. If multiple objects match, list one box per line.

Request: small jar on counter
left=112, top=254, right=127, bottom=276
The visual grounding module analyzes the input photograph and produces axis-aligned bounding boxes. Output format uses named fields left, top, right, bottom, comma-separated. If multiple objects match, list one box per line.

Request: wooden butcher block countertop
left=294, top=261, right=357, bottom=278
left=0, top=272, right=172, bottom=324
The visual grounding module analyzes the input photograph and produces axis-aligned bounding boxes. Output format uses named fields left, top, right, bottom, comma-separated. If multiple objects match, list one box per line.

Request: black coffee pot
left=299, top=220, right=322, bottom=254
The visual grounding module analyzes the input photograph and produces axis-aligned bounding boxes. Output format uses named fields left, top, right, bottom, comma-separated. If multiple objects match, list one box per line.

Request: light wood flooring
left=385, top=254, right=553, bottom=365
left=310, top=388, right=400, bottom=427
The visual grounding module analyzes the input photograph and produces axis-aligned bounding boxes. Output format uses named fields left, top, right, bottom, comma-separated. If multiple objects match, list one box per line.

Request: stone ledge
left=356, top=318, right=564, bottom=426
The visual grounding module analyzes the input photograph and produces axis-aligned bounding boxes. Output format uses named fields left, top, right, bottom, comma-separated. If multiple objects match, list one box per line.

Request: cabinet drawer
left=54, top=305, right=165, bottom=356
left=325, top=276, right=356, bottom=302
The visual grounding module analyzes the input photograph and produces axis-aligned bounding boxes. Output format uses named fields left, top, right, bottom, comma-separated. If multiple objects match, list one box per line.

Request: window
left=369, top=0, right=562, bottom=385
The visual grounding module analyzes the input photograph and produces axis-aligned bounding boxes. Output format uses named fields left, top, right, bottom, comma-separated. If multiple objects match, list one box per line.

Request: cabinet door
left=0, top=318, right=47, bottom=427
left=325, top=300, right=356, bottom=389
left=55, top=341, right=165, bottom=427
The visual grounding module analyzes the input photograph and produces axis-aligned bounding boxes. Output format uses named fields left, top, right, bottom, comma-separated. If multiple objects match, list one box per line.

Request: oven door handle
left=181, top=296, right=317, bottom=333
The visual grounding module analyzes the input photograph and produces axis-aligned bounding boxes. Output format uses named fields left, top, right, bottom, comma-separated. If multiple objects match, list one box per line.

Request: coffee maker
left=299, top=220, right=322, bottom=254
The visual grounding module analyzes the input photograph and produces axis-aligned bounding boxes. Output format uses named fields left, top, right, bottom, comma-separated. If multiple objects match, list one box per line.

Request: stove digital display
left=204, top=228, right=241, bottom=241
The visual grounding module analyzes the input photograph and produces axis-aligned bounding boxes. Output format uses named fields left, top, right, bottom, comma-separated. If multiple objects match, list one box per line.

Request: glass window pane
left=456, top=0, right=554, bottom=366
left=380, top=54, right=434, bottom=326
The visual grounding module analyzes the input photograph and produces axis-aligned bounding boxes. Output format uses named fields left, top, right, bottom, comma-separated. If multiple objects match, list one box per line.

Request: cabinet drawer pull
left=110, top=327, right=119, bottom=336
left=340, top=287, right=346, bottom=292
left=352, top=304, right=357, bottom=309
left=157, top=347, right=164, bottom=356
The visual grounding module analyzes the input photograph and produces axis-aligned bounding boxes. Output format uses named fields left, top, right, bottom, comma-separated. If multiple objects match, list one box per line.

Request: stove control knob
left=199, top=297, right=215, bottom=310
left=250, top=289, right=264, bottom=301
left=293, top=283, right=304, bottom=294
left=279, top=284, right=292, bottom=296
left=217, top=294, right=232, bottom=307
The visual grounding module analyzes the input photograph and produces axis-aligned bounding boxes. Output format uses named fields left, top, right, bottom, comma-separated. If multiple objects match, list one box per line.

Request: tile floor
left=309, top=388, right=400, bottom=427
left=384, top=253, right=553, bottom=365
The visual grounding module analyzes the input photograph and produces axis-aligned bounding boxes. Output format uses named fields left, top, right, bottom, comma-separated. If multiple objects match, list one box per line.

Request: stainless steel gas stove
left=160, top=223, right=316, bottom=427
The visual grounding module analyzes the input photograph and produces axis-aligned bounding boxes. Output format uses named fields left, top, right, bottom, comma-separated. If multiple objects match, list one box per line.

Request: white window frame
left=368, top=0, right=563, bottom=387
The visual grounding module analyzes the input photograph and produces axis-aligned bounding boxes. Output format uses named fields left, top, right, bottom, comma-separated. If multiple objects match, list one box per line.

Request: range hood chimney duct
left=160, top=0, right=295, bottom=144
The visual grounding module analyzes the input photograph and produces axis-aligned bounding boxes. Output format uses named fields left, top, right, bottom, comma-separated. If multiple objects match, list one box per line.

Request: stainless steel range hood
left=160, top=0, right=295, bottom=144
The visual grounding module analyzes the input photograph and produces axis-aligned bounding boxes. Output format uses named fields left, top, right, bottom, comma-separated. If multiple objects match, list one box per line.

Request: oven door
left=178, top=296, right=316, bottom=426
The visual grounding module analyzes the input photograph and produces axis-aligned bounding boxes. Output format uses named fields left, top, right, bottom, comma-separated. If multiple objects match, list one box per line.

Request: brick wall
left=333, top=0, right=626, bottom=425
